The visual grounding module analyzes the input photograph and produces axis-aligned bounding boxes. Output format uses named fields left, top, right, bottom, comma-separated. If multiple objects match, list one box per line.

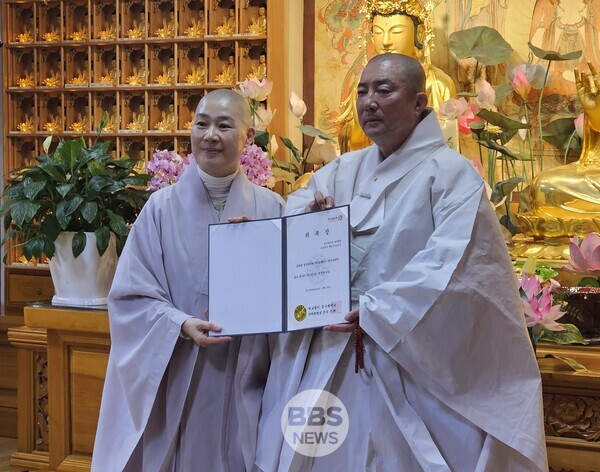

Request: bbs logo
left=281, top=389, right=349, bottom=457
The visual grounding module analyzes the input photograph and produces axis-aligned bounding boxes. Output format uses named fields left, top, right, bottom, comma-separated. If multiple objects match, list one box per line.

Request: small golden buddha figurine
left=103, top=114, right=118, bottom=132
left=215, top=55, right=236, bottom=84
left=18, top=75, right=35, bottom=88
left=127, top=19, right=146, bottom=39
left=42, top=72, right=61, bottom=87
left=70, top=26, right=88, bottom=41
left=156, top=58, right=176, bottom=85
left=42, top=30, right=61, bottom=42
left=99, top=60, right=118, bottom=85
left=17, top=115, right=35, bottom=133
left=337, top=0, right=457, bottom=153
left=126, top=66, right=146, bottom=86
left=528, top=63, right=600, bottom=221
left=98, top=24, right=116, bottom=40
left=246, top=52, right=267, bottom=81
left=215, top=7, right=235, bottom=35
left=184, top=119, right=193, bottom=130
left=246, top=5, right=267, bottom=35
left=43, top=115, right=62, bottom=133
left=185, top=63, right=206, bottom=84
left=69, top=111, right=88, bottom=132
left=69, top=63, right=88, bottom=85
left=184, top=13, right=205, bottom=37
left=154, top=104, right=176, bottom=131
left=154, top=12, right=175, bottom=38
left=16, top=30, right=34, bottom=43
left=126, top=104, right=146, bottom=131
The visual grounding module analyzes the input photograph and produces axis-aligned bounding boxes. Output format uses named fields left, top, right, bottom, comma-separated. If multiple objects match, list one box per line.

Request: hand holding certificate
left=208, top=206, right=351, bottom=336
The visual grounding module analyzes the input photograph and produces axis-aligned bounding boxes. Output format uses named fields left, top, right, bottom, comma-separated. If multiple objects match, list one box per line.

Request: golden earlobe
left=416, top=23, right=425, bottom=44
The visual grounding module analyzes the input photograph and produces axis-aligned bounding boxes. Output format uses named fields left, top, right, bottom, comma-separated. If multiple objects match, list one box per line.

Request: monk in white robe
left=254, top=55, right=547, bottom=471
left=92, top=90, right=283, bottom=471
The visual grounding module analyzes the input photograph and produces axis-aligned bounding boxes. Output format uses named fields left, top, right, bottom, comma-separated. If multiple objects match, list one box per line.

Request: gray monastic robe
left=92, top=161, right=284, bottom=472
left=255, top=111, right=547, bottom=471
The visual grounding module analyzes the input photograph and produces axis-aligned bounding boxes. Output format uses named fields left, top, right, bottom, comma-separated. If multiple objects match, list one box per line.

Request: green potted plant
left=0, top=115, right=150, bottom=306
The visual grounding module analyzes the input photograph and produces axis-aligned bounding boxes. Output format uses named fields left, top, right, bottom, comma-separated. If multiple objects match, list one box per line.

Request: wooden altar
left=6, top=306, right=600, bottom=471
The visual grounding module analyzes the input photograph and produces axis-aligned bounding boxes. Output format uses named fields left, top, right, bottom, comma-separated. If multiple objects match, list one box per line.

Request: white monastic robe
left=92, top=161, right=284, bottom=472
left=255, top=110, right=547, bottom=471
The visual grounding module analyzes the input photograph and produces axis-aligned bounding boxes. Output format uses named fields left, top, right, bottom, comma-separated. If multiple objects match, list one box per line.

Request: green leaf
left=499, top=213, right=519, bottom=236
left=56, top=139, right=84, bottom=175
left=11, top=200, right=41, bottom=227
left=56, top=183, right=76, bottom=198
left=542, top=118, right=582, bottom=152
left=541, top=323, right=587, bottom=345
left=298, top=125, right=335, bottom=142
left=122, top=175, right=151, bottom=187
left=254, top=130, right=270, bottom=148
left=56, top=196, right=84, bottom=229
left=492, top=83, right=514, bottom=104
left=106, top=210, right=129, bottom=236
left=477, top=140, right=522, bottom=160
left=578, top=277, right=600, bottom=288
left=1, top=229, right=17, bottom=246
left=528, top=42, right=582, bottom=61
left=543, top=354, right=591, bottom=372
left=81, top=202, right=99, bottom=223
left=41, top=215, right=61, bottom=242
left=43, top=238, right=55, bottom=259
left=28, top=237, right=45, bottom=259
left=97, top=111, right=109, bottom=135
left=42, top=135, right=53, bottom=155
left=280, top=137, right=302, bottom=162
left=23, top=180, right=46, bottom=200
left=95, top=226, right=111, bottom=256
left=271, top=168, right=297, bottom=184
left=477, top=109, right=530, bottom=130
left=72, top=231, right=87, bottom=258
left=448, top=26, right=513, bottom=65
left=270, top=159, right=298, bottom=171
left=491, top=177, right=524, bottom=203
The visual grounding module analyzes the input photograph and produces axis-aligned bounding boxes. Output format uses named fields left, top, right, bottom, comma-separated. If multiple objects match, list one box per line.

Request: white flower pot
left=49, top=232, right=118, bottom=307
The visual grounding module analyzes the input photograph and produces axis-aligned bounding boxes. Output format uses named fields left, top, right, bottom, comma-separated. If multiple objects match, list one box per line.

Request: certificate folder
left=208, top=206, right=351, bottom=336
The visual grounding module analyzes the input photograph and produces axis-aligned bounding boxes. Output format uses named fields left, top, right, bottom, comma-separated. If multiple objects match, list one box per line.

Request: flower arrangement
left=563, top=232, right=600, bottom=287
left=444, top=26, right=583, bottom=236
left=236, top=77, right=337, bottom=194
left=517, top=259, right=586, bottom=351
left=145, top=149, right=192, bottom=191
left=239, top=144, right=273, bottom=187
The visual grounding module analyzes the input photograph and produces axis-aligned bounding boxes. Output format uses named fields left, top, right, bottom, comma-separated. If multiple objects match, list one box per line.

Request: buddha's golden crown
left=360, top=0, right=428, bottom=23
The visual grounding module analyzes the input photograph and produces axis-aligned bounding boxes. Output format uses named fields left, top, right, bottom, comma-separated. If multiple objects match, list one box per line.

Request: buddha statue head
left=360, top=0, right=431, bottom=59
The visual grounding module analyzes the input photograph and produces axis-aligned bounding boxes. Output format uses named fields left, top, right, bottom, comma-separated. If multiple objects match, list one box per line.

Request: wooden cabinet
left=1, top=0, right=284, bottom=299
left=8, top=306, right=109, bottom=471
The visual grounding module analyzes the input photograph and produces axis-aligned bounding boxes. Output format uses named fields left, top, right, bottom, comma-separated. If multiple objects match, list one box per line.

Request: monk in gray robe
left=255, top=55, right=547, bottom=471
left=92, top=90, right=284, bottom=471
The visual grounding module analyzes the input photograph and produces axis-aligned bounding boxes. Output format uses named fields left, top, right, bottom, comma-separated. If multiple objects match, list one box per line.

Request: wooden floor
left=0, top=437, right=17, bottom=472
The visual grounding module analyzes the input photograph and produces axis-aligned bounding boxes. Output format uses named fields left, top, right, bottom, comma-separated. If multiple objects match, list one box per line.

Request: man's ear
left=415, top=92, right=428, bottom=113
left=245, top=127, right=256, bottom=146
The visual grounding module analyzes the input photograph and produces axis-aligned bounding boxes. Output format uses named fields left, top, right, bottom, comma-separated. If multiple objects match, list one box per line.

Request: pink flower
left=240, top=144, right=273, bottom=186
left=512, top=66, right=531, bottom=100
left=574, top=113, right=584, bottom=139
left=522, top=286, right=566, bottom=331
left=475, top=79, right=495, bottom=110
left=458, top=104, right=484, bottom=135
left=563, top=232, right=600, bottom=273
left=145, top=149, right=191, bottom=191
left=438, top=97, right=469, bottom=120
left=237, top=78, right=273, bottom=102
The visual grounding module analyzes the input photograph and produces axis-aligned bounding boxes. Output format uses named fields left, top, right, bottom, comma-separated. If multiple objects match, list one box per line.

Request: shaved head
left=367, top=53, right=426, bottom=97
left=196, top=89, right=252, bottom=128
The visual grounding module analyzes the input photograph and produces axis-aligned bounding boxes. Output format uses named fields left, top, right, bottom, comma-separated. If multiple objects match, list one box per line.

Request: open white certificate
left=208, top=206, right=350, bottom=336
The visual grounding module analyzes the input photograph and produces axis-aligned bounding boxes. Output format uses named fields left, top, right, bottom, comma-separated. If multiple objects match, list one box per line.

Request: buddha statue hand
left=576, top=62, right=600, bottom=132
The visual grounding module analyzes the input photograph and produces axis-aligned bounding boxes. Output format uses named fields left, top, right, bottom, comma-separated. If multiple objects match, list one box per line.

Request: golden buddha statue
left=154, top=105, right=176, bottom=131
left=126, top=65, right=146, bottom=86
left=99, top=60, right=117, bottom=85
left=185, top=62, right=206, bottom=84
left=126, top=104, right=146, bottom=131
left=215, top=7, right=235, bottom=35
left=43, top=115, right=62, bottom=133
left=337, top=0, right=457, bottom=153
left=155, top=12, right=175, bottom=38
left=42, top=72, right=61, bottom=87
left=103, top=114, right=118, bottom=132
left=17, top=115, right=35, bottom=133
left=98, top=24, right=116, bottom=40
left=69, top=63, right=88, bottom=85
left=156, top=58, right=176, bottom=85
left=246, top=52, right=267, bottom=81
left=69, top=26, right=88, bottom=41
left=215, top=55, right=236, bottom=84
left=127, top=19, right=146, bottom=39
left=184, top=13, right=205, bottom=37
left=42, top=30, right=61, bottom=42
left=18, top=75, right=35, bottom=88
left=69, top=111, right=88, bottom=132
left=528, top=63, right=600, bottom=221
left=16, top=30, right=34, bottom=43
left=184, top=119, right=193, bottom=130
left=247, top=5, right=267, bottom=35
